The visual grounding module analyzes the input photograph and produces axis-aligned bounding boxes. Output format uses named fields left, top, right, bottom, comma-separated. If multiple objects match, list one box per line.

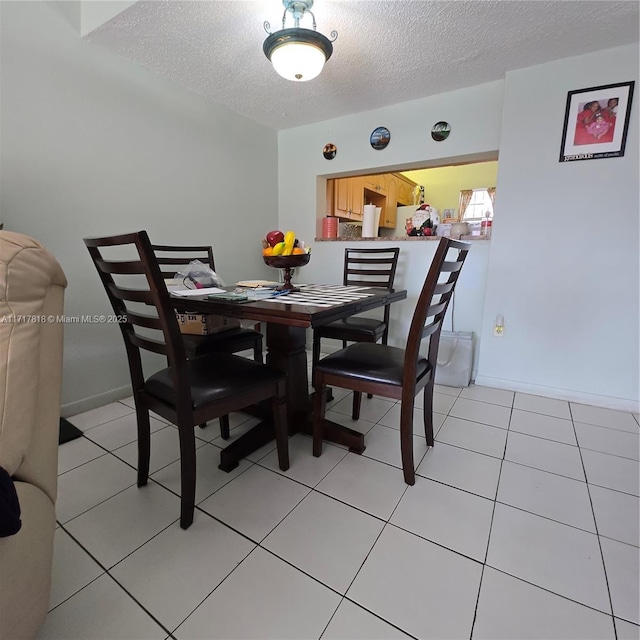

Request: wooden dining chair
left=85, top=231, right=289, bottom=529
left=312, top=247, right=400, bottom=420
left=312, top=238, right=470, bottom=485
left=153, top=243, right=264, bottom=439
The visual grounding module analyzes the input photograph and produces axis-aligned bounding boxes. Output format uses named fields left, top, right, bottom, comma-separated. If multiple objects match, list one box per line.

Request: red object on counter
left=322, top=216, right=338, bottom=239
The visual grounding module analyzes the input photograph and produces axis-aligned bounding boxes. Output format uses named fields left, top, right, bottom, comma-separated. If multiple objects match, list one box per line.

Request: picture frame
left=559, top=81, right=635, bottom=162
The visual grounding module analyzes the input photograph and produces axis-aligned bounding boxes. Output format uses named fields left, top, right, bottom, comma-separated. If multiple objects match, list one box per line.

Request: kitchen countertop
left=314, top=235, right=489, bottom=242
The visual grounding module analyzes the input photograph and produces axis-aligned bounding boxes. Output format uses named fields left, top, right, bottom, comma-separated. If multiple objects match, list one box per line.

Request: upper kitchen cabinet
left=327, top=173, right=417, bottom=228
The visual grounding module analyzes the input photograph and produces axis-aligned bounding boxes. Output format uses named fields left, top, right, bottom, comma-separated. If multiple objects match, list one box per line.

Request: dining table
left=172, top=284, right=407, bottom=471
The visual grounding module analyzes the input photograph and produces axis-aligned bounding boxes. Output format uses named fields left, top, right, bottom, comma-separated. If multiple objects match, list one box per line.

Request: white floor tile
left=259, top=433, right=348, bottom=487
left=113, top=425, right=206, bottom=474
left=600, top=537, right=640, bottom=624
left=151, top=443, right=252, bottom=505
left=67, top=403, right=135, bottom=431
left=417, top=442, right=502, bottom=499
left=58, top=437, right=106, bottom=475
left=437, top=416, right=507, bottom=459
left=473, top=567, right=615, bottom=639
left=174, top=548, right=341, bottom=639
left=581, top=449, right=639, bottom=496
left=449, top=397, right=511, bottom=429
left=514, top=393, right=571, bottom=419
left=434, top=384, right=462, bottom=397
left=324, top=408, right=377, bottom=436
left=331, top=395, right=395, bottom=424
left=111, top=516, right=255, bottom=632
left=378, top=403, right=445, bottom=438
left=505, top=431, right=585, bottom=481
left=204, top=415, right=261, bottom=445
left=590, top=484, right=639, bottom=547
left=56, top=455, right=137, bottom=523
left=347, top=525, right=482, bottom=639
left=49, top=528, right=104, bottom=610
left=263, top=491, right=384, bottom=594
left=509, top=409, right=577, bottom=445
left=38, top=574, right=165, bottom=639
left=571, top=403, right=639, bottom=433
left=322, top=599, right=412, bottom=639
left=575, top=422, right=640, bottom=461
left=325, top=386, right=354, bottom=409
left=460, top=385, right=514, bottom=407
left=616, top=618, right=640, bottom=640
left=65, top=482, right=181, bottom=569
left=83, top=413, right=167, bottom=451
left=362, top=424, right=428, bottom=470
left=316, top=454, right=408, bottom=520
left=391, top=476, right=493, bottom=561
left=487, top=503, right=610, bottom=613
left=433, top=391, right=457, bottom=414
left=199, top=465, right=310, bottom=541
left=497, top=461, right=595, bottom=532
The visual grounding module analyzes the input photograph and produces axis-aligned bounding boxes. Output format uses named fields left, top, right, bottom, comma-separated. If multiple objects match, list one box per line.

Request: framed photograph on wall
left=559, top=81, right=635, bottom=162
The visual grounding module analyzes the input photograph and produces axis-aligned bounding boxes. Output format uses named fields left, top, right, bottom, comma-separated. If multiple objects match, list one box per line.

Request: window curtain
left=487, top=187, right=496, bottom=206
left=458, top=190, right=473, bottom=220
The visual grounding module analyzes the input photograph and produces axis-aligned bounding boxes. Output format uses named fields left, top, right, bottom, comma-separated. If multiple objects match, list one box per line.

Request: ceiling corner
left=80, top=0, right=137, bottom=37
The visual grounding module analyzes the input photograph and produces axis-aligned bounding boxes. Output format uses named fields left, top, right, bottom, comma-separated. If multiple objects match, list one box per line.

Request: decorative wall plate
left=431, top=121, right=451, bottom=141
left=370, top=126, right=391, bottom=150
left=323, top=143, right=337, bottom=160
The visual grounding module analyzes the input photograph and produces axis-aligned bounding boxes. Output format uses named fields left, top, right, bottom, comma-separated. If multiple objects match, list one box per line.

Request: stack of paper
left=236, top=280, right=278, bottom=289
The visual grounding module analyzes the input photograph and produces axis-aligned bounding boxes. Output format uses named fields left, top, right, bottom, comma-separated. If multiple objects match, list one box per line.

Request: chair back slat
left=94, top=258, right=145, bottom=274
left=85, top=231, right=189, bottom=396
left=404, top=238, right=470, bottom=382
left=343, top=247, right=400, bottom=291
left=125, top=310, right=163, bottom=331
left=152, top=244, right=216, bottom=280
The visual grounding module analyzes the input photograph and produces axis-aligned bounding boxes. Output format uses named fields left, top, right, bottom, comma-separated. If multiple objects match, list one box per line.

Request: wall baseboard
left=474, top=375, right=639, bottom=413
left=62, top=384, right=132, bottom=417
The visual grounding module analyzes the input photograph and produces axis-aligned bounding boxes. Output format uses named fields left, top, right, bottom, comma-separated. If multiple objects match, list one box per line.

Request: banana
left=282, top=231, right=296, bottom=256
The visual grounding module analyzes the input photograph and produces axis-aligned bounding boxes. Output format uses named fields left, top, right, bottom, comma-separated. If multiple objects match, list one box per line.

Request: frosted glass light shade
left=270, top=41, right=326, bottom=81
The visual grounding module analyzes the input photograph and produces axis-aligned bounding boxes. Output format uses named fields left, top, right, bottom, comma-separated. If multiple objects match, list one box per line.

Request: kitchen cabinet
left=327, top=173, right=417, bottom=228
left=333, top=177, right=364, bottom=220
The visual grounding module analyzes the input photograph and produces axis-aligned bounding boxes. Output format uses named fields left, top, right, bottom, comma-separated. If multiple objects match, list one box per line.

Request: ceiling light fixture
left=263, top=0, right=337, bottom=82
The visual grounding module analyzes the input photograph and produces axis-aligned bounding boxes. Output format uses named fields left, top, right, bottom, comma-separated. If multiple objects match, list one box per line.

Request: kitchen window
left=460, top=188, right=495, bottom=221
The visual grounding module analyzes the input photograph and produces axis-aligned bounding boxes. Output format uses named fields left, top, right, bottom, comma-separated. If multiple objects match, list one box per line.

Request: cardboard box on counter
left=175, top=312, right=240, bottom=336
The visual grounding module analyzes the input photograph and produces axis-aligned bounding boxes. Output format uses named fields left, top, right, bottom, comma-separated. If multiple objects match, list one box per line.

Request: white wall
left=476, top=44, right=639, bottom=410
left=278, top=48, right=639, bottom=410
left=0, top=2, right=279, bottom=414
left=278, top=81, right=503, bottom=372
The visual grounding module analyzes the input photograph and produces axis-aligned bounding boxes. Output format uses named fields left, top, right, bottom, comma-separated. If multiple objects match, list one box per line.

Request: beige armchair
left=0, top=231, right=67, bottom=639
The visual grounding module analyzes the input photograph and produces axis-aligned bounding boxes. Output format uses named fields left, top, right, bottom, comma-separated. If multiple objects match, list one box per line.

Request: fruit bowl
left=263, top=253, right=310, bottom=291
left=263, top=253, right=311, bottom=269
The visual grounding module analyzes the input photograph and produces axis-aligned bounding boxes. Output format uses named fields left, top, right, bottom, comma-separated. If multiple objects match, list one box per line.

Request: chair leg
left=134, top=402, right=151, bottom=487
left=352, top=392, right=362, bottom=420
left=219, top=415, right=230, bottom=439
left=313, top=382, right=327, bottom=457
left=312, top=332, right=321, bottom=366
left=272, top=393, right=289, bottom=471
left=399, top=401, right=416, bottom=485
left=423, top=379, right=435, bottom=447
left=254, top=338, right=263, bottom=364
left=177, top=422, right=197, bottom=529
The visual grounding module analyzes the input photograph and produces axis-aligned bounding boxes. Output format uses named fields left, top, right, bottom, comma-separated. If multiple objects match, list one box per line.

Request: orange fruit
left=292, top=247, right=304, bottom=255
left=262, top=247, right=274, bottom=256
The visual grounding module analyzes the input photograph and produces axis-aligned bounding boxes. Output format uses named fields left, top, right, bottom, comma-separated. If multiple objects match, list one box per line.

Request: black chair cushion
left=316, top=317, right=386, bottom=342
left=315, top=343, right=430, bottom=387
left=182, top=328, right=262, bottom=357
left=145, top=353, right=283, bottom=409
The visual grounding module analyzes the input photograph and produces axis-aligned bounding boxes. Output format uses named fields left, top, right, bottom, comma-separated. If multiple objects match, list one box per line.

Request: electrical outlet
left=493, top=315, right=505, bottom=337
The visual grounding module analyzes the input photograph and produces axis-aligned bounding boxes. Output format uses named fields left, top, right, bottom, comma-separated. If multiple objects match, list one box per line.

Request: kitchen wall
left=476, top=44, right=638, bottom=409
left=279, top=44, right=638, bottom=410
left=402, top=161, right=499, bottom=216
left=0, top=1, right=279, bottom=414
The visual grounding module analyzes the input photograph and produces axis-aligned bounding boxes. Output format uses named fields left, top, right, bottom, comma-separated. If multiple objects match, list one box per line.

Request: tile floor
left=44, top=365, right=640, bottom=639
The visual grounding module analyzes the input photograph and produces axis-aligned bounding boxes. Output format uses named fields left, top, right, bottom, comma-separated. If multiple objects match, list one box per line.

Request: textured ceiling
left=86, top=0, right=639, bottom=131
